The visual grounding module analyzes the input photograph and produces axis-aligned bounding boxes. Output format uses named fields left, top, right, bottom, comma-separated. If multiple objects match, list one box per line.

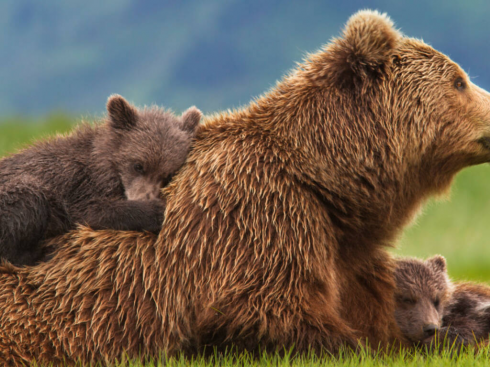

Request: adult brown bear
left=1, top=10, right=490, bottom=365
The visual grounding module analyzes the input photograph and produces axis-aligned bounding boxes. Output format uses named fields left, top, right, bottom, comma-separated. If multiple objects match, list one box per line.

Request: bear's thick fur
left=0, top=95, right=201, bottom=266
left=1, top=10, right=490, bottom=365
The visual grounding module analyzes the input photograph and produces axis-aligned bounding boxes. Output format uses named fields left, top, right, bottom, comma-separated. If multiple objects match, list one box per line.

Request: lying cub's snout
left=423, top=323, right=438, bottom=338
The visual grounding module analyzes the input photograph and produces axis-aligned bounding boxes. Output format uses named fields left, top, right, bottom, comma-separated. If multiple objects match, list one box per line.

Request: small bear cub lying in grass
left=394, top=256, right=490, bottom=347
left=0, top=95, right=201, bottom=266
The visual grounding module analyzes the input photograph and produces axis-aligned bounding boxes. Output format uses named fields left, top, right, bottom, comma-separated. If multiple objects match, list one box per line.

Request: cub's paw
left=142, top=199, right=165, bottom=234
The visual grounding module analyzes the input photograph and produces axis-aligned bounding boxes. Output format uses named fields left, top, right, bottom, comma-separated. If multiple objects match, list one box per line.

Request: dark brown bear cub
left=394, top=256, right=453, bottom=344
left=442, top=282, right=490, bottom=345
left=394, top=256, right=490, bottom=346
left=0, top=95, right=201, bottom=266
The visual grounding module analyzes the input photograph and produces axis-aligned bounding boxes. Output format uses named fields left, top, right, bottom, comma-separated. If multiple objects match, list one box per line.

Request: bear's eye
left=433, top=298, right=440, bottom=308
left=454, top=77, right=466, bottom=91
left=133, top=163, right=145, bottom=174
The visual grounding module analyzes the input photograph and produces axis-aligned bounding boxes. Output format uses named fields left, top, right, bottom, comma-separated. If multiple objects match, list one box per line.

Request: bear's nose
left=423, top=324, right=438, bottom=338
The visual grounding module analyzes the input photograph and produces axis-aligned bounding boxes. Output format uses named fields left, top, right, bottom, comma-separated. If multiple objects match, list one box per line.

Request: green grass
left=29, top=345, right=490, bottom=366
left=2, top=117, right=490, bottom=366
left=394, top=164, right=490, bottom=282
left=0, top=113, right=76, bottom=157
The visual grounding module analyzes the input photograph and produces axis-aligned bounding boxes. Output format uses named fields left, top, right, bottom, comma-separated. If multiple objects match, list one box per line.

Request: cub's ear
left=326, top=10, right=401, bottom=88
left=180, top=106, right=202, bottom=133
left=426, top=255, right=447, bottom=274
left=107, top=94, right=138, bottom=130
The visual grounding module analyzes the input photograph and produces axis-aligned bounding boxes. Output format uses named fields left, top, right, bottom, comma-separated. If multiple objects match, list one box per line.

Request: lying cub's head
left=394, top=255, right=452, bottom=343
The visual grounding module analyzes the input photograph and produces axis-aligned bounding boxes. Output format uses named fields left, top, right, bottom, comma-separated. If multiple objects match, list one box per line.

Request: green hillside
left=0, top=115, right=74, bottom=156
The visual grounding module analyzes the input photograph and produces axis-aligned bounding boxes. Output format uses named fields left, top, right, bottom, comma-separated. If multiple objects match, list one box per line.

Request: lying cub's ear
left=426, top=255, right=447, bottom=274
left=180, top=106, right=202, bottom=133
left=325, top=10, right=401, bottom=88
left=107, top=94, right=138, bottom=130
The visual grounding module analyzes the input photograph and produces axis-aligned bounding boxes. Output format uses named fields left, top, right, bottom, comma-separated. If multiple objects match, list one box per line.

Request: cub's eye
left=133, top=163, right=145, bottom=174
left=400, top=297, right=417, bottom=305
left=433, top=299, right=440, bottom=308
left=396, top=295, right=417, bottom=305
left=161, top=174, right=174, bottom=187
left=454, top=77, right=466, bottom=91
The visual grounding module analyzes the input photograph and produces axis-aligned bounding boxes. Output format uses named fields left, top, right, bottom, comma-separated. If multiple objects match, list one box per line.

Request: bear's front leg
left=195, top=298, right=362, bottom=356
left=193, top=265, right=362, bottom=356
left=78, top=198, right=165, bottom=234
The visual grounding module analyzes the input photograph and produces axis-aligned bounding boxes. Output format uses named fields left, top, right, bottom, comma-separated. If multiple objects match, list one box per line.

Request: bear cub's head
left=394, top=255, right=452, bottom=343
left=103, top=95, right=202, bottom=201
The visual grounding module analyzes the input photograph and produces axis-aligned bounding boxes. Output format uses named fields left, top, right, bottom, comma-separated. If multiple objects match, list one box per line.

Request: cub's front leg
left=78, top=198, right=165, bottom=234
left=0, top=180, right=53, bottom=266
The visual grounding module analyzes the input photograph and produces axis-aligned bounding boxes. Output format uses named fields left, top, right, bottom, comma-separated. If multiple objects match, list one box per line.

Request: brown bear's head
left=394, top=255, right=452, bottom=343
left=103, top=95, right=202, bottom=201
left=300, top=10, right=490, bottom=197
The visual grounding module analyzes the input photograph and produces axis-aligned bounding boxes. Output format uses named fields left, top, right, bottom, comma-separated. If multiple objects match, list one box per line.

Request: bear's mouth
left=479, top=137, right=490, bottom=150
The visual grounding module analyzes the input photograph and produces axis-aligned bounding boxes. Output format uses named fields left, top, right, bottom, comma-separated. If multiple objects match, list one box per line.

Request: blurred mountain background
left=1, top=0, right=490, bottom=117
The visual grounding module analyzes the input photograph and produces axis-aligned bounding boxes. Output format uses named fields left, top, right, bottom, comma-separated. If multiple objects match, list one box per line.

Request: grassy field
left=2, top=117, right=490, bottom=366
left=0, top=114, right=76, bottom=156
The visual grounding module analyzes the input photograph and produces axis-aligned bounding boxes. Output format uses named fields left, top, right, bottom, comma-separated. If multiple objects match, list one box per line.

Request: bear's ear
left=180, top=106, right=202, bottom=133
left=327, top=10, right=401, bottom=87
left=426, top=255, right=447, bottom=274
left=107, top=94, right=138, bottom=130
